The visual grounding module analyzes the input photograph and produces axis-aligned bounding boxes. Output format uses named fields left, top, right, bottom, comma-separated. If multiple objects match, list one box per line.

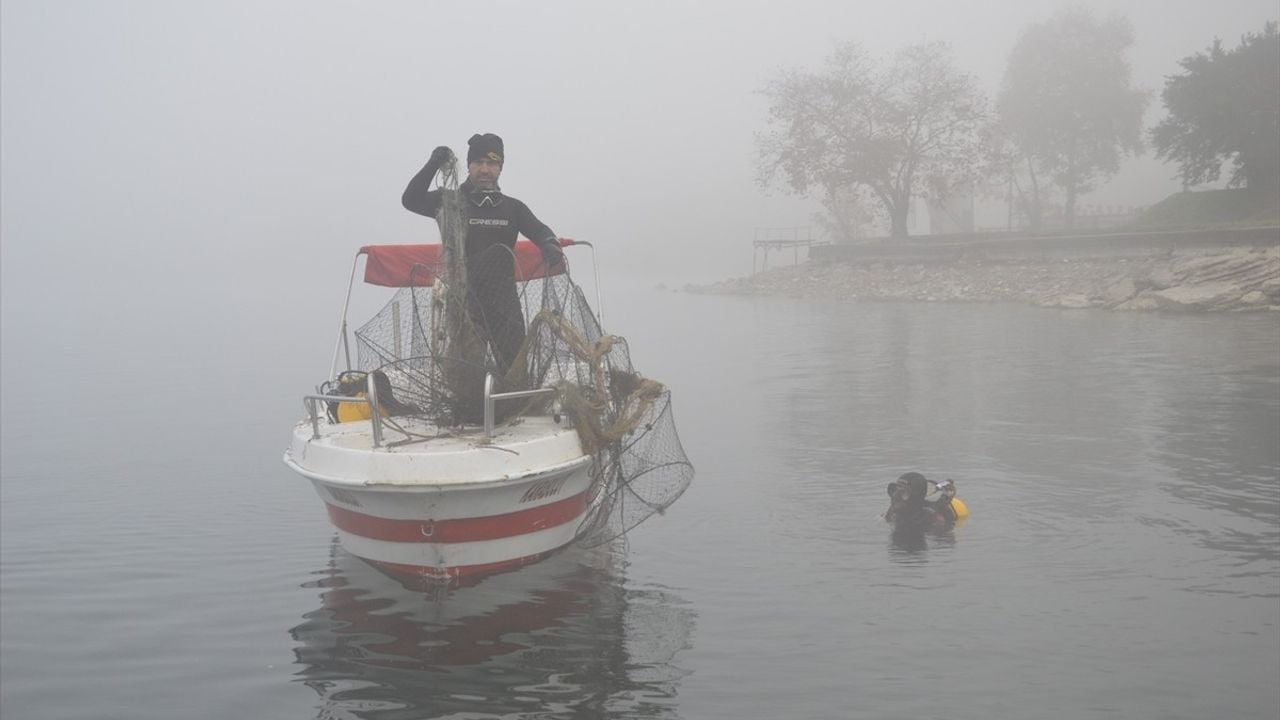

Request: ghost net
left=343, top=161, right=693, bottom=547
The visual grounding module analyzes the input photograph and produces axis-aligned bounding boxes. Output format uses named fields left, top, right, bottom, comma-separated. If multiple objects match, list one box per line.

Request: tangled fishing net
left=336, top=157, right=693, bottom=547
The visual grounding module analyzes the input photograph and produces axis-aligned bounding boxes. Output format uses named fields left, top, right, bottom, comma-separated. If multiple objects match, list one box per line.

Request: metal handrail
left=305, top=372, right=558, bottom=447
left=302, top=373, right=384, bottom=448
left=483, top=373, right=556, bottom=441
left=569, top=240, right=604, bottom=329
left=328, top=251, right=365, bottom=381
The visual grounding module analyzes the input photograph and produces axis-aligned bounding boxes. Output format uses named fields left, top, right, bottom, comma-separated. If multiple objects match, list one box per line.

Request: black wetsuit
left=893, top=498, right=957, bottom=530
left=401, top=161, right=557, bottom=375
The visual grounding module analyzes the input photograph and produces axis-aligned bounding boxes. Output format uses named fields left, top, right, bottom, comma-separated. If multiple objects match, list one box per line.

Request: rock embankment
left=688, top=247, right=1280, bottom=312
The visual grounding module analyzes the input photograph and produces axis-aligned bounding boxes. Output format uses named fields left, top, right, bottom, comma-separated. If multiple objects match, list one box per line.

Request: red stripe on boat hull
left=324, top=490, right=590, bottom=544
left=369, top=550, right=563, bottom=583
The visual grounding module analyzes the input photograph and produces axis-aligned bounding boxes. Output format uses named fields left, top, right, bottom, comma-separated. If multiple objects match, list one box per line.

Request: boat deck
left=286, top=414, right=590, bottom=487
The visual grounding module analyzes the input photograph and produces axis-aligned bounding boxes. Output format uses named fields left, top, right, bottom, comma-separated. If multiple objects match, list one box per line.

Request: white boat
left=284, top=240, right=691, bottom=583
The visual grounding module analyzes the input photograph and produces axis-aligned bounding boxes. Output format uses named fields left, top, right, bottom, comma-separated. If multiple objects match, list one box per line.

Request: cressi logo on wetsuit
left=401, top=180, right=555, bottom=264
left=458, top=187, right=550, bottom=262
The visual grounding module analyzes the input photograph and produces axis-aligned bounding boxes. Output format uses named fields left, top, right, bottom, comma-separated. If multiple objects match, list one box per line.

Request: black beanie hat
left=467, top=133, right=504, bottom=164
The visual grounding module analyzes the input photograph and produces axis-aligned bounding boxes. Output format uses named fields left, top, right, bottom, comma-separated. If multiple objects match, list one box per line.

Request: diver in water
left=884, top=472, right=962, bottom=531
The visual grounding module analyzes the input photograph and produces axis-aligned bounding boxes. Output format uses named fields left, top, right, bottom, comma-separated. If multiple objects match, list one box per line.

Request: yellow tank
left=335, top=393, right=386, bottom=423
left=950, top=497, right=969, bottom=519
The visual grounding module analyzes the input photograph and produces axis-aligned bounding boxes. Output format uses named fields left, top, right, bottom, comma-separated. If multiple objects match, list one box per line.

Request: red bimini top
left=359, top=239, right=573, bottom=287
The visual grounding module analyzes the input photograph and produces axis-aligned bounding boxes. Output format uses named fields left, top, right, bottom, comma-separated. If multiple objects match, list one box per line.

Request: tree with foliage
left=758, top=41, right=990, bottom=239
left=1151, top=22, right=1280, bottom=192
left=998, top=7, right=1148, bottom=230
left=813, top=185, right=877, bottom=242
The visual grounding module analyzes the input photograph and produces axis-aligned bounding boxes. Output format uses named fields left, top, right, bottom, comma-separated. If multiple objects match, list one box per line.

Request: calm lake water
left=2, top=285, right=1278, bottom=719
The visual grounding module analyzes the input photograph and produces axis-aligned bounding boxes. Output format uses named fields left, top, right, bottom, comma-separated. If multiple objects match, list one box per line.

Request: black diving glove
left=427, top=145, right=454, bottom=169
left=539, top=240, right=565, bottom=268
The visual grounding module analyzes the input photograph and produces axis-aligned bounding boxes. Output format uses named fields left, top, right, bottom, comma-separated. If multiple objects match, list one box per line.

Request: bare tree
left=758, top=41, right=990, bottom=239
left=984, top=121, right=1059, bottom=231
left=998, top=7, right=1148, bottom=231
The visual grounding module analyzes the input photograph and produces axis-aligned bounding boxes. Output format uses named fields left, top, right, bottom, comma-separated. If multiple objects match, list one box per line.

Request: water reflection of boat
left=290, top=538, right=693, bottom=719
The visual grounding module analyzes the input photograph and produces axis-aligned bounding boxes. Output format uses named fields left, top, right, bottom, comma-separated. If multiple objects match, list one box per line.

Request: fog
left=1, top=0, right=1276, bottom=316
left=4, top=6, right=1279, bottom=717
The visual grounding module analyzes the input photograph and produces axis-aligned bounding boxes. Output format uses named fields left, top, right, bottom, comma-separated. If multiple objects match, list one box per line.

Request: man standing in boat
left=401, top=133, right=564, bottom=376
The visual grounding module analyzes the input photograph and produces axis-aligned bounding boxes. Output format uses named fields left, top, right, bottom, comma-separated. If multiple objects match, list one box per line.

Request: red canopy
left=359, top=239, right=573, bottom=287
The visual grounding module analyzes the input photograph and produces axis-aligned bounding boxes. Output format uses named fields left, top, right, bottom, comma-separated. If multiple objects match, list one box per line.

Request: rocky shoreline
left=688, top=246, right=1280, bottom=312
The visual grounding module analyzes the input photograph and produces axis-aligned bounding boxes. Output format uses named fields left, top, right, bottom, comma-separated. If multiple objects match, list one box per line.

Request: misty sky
left=2, top=0, right=1276, bottom=300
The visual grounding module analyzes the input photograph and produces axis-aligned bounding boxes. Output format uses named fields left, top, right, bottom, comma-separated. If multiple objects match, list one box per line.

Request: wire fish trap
left=341, top=239, right=693, bottom=548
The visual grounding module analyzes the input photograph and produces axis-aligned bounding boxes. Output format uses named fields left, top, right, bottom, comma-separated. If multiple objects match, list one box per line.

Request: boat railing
left=483, top=373, right=556, bottom=442
left=303, top=372, right=557, bottom=447
left=303, top=372, right=385, bottom=448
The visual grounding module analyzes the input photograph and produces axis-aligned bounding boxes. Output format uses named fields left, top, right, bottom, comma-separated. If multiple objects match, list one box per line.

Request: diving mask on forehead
left=472, top=189, right=502, bottom=207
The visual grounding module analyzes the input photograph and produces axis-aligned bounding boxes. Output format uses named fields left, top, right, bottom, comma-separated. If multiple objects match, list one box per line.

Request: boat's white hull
left=285, top=414, right=597, bottom=581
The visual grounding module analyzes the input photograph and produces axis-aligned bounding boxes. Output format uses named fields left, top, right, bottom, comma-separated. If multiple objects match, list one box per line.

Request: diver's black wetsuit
left=401, top=160, right=557, bottom=375
left=891, top=498, right=957, bottom=531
